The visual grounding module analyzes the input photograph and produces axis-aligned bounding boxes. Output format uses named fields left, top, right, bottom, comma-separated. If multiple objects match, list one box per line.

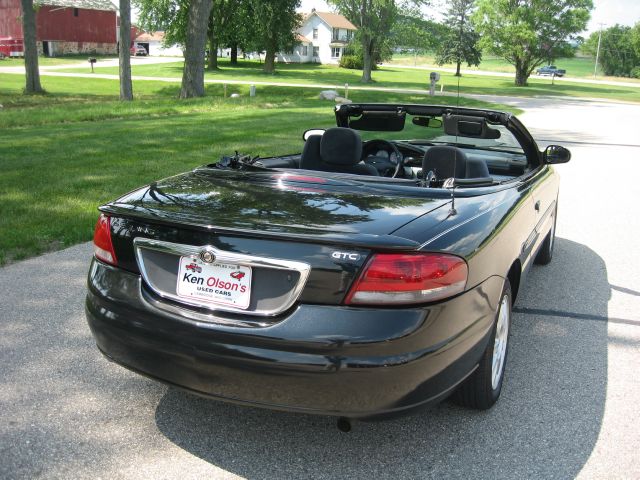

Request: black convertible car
left=86, top=103, right=570, bottom=425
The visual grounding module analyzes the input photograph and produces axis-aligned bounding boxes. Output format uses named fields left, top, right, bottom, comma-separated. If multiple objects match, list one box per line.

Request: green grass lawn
left=58, top=58, right=640, bottom=102
left=0, top=73, right=519, bottom=265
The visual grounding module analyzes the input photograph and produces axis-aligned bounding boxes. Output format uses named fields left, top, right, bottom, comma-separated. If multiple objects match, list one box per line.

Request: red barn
left=0, top=0, right=118, bottom=57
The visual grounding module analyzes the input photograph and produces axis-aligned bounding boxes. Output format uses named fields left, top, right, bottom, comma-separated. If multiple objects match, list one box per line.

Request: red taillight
left=345, top=253, right=467, bottom=305
left=93, top=214, right=117, bottom=265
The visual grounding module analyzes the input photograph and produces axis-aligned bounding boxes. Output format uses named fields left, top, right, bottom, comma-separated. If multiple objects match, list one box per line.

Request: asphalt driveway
left=1, top=96, right=639, bottom=479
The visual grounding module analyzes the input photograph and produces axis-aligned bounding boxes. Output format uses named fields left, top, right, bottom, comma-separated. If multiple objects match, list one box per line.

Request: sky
left=298, top=0, right=640, bottom=34
left=586, top=0, right=640, bottom=33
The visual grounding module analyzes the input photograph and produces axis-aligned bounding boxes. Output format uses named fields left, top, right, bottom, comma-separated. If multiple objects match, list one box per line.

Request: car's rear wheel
left=451, top=278, right=511, bottom=410
left=534, top=204, right=557, bottom=265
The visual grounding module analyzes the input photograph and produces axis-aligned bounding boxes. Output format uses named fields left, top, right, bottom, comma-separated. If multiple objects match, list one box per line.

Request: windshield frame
left=335, top=103, right=541, bottom=167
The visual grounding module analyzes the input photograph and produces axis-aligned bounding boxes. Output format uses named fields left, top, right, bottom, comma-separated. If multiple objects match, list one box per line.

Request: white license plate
left=176, top=256, right=252, bottom=309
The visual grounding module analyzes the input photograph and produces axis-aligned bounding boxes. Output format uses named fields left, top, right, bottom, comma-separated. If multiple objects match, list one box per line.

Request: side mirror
left=302, top=129, right=325, bottom=141
left=543, top=145, right=571, bottom=164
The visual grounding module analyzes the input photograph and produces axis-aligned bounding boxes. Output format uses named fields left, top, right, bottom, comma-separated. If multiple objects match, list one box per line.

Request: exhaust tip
left=337, top=417, right=352, bottom=433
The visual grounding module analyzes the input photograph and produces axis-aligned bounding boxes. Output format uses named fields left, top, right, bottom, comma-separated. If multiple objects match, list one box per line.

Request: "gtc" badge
left=331, top=251, right=361, bottom=261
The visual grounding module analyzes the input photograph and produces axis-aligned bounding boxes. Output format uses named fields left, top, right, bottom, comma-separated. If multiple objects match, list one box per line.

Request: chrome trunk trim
left=134, top=238, right=311, bottom=317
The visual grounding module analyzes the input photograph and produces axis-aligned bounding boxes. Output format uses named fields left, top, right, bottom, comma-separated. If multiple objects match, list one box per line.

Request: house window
left=331, top=47, right=341, bottom=58
left=312, top=29, right=318, bottom=39
left=332, top=28, right=339, bottom=41
left=302, top=45, right=308, bottom=56
left=73, top=8, right=79, bottom=16
left=313, top=46, right=319, bottom=57
left=346, top=30, right=353, bottom=40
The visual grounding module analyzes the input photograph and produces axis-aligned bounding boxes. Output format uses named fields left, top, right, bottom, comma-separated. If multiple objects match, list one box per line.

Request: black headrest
left=303, top=134, right=322, bottom=151
left=422, top=146, right=467, bottom=179
left=465, top=158, right=490, bottom=179
left=320, top=127, right=363, bottom=165
left=299, top=134, right=323, bottom=170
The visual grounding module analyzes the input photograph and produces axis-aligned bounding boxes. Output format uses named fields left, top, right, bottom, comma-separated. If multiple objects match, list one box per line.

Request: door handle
left=534, top=200, right=541, bottom=211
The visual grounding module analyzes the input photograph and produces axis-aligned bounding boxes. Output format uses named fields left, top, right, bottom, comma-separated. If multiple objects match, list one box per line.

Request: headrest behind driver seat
left=422, top=146, right=467, bottom=180
left=320, top=127, right=363, bottom=165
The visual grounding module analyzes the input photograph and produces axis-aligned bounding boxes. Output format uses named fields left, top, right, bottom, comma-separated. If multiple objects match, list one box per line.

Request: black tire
left=534, top=204, right=557, bottom=265
left=451, top=279, right=512, bottom=410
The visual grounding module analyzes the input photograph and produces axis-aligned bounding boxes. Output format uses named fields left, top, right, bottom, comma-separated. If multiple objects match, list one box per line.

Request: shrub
left=338, top=53, right=379, bottom=70
left=631, top=66, right=640, bottom=79
left=339, top=54, right=363, bottom=70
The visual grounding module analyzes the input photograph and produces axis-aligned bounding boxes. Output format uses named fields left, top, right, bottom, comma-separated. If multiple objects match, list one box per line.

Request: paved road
left=1, top=97, right=639, bottom=479
left=3, top=61, right=639, bottom=101
left=4, top=56, right=638, bottom=89
left=0, top=68, right=434, bottom=96
left=5, top=70, right=639, bottom=103
left=0, top=56, right=184, bottom=72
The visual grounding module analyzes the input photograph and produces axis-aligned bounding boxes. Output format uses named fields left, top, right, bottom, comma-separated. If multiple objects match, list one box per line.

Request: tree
left=119, top=0, right=133, bottom=100
left=435, top=0, right=481, bottom=76
left=180, top=0, right=213, bottom=98
left=584, top=24, right=640, bottom=77
left=20, top=0, right=43, bottom=93
left=330, top=0, right=398, bottom=82
left=207, top=0, right=235, bottom=70
left=632, top=22, right=640, bottom=56
left=135, top=0, right=188, bottom=46
left=391, top=8, right=446, bottom=57
left=473, top=0, right=593, bottom=86
left=218, top=0, right=254, bottom=66
left=243, top=0, right=300, bottom=74
left=136, top=0, right=249, bottom=74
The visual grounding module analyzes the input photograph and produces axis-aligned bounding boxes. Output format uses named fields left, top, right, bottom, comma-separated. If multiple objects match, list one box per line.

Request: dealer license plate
left=176, top=256, right=252, bottom=310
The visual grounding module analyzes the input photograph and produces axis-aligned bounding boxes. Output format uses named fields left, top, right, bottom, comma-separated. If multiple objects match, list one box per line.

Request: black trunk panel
left=110, top=217, right=370, bottom=305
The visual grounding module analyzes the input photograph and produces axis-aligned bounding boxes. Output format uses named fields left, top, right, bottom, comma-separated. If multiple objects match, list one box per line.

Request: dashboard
left=362, top=140, right=529, bottom=179
left=372, top=149, right=401, bottom=164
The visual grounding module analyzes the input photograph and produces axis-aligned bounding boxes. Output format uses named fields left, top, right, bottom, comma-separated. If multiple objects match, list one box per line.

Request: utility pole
left=593, top=23, right=605, bottom=78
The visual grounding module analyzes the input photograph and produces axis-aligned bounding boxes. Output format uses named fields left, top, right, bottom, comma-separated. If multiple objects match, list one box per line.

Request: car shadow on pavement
left=154, top=237, right=609, bottom=479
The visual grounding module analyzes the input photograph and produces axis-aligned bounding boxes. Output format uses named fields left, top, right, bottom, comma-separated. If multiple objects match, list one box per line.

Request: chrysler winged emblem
left=200, top=249, right=216, bottom=264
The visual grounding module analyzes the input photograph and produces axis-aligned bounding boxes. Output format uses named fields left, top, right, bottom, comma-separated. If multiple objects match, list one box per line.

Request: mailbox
left=429, top=72, right=440, bottom=96
left=88, top=57, right=97, bottom=73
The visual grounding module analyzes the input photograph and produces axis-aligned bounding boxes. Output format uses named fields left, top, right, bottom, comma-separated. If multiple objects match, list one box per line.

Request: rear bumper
left=86, top=259, right=503, bottom=418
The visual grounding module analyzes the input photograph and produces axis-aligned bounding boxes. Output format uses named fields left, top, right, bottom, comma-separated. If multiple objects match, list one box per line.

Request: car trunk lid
left=103, top=169, right=449, bottom=239
left=101, top=169, right=451, bottom=317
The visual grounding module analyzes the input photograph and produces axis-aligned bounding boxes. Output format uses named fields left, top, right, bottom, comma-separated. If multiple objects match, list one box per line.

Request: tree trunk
left=455, top=14, right=464, bottom=78
left=20, top=0, right=43, bottom=94
left=207, top=27, right=218, bottom=70
left=263, top=42, right=276, bottom=73
left=515, top=64, right=529, bottom=86
left=361, top=36, right=372, bottom=83
left=118, top=0, right=133, bottom=100
left=230, top=42, right=238, bottom=65
left=180, top=0, right=214, bottom=98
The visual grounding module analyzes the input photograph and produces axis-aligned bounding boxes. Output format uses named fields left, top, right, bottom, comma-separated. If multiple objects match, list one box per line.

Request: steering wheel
left=361, top=139, right=405, bottom=178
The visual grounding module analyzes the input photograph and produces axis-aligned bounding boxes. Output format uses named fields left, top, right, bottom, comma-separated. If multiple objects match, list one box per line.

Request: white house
left=134, top=32, right=183, bottom=56
left=277, top=9, right=357, bottom=64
